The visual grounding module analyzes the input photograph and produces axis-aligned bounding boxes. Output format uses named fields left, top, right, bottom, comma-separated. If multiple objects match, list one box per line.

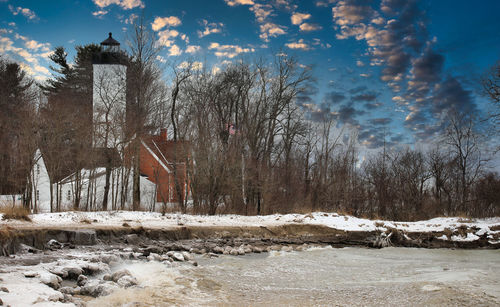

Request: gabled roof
left=40, top=147, right=121, bottom=183
left=141, top=135, right=190, bottom=173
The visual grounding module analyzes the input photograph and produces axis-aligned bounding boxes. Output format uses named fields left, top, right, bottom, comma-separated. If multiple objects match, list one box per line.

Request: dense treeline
left=1, top=27, right=499, bottom=220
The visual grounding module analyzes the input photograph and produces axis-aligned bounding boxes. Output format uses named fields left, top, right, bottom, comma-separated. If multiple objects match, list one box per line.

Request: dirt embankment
left=1, top=223, right=498, bottom=256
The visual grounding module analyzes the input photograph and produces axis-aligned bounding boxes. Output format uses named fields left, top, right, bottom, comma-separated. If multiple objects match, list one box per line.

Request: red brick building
left=136, top=130, right=190, bottom=204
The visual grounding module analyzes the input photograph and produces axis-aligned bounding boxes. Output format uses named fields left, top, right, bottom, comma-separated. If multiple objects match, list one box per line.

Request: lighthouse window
left=36, top=164, right=40, bottom=175
left=67, top=190, right=71, bottom=201
left=36, top=190, right=39, bottom=201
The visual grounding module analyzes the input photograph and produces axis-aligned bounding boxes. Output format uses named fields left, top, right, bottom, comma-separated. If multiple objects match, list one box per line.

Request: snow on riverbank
left=1, top=211, right=499, bottom=243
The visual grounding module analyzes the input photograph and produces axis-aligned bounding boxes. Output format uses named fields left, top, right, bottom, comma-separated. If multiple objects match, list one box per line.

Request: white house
left=29, top=149, right=156, bottom=213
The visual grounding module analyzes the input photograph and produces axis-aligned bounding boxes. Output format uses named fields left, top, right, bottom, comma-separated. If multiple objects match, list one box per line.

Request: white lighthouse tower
left=92, top=32, right=127, bottom=148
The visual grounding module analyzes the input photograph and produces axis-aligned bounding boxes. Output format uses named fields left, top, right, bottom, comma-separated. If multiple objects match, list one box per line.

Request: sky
left=1, top=0, right=500, bottom=151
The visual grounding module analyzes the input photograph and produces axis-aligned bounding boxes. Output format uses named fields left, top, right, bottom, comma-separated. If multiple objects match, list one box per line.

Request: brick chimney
left=160, top=128, right=168, bottom=141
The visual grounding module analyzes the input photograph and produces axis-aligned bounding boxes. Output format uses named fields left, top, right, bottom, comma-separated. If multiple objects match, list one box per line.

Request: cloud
left=431, top=76, right=476, bottom=115
left=250, top=4, right=273, bottom=23
left=332, top=0, right=374, bottom=26
left=224, top=0, right=254, bottom=6
left=157, top=29, right=179, bottom=47
left=197, top=20, right=224, bottom=38
left=124, top=13, right=138, bottom=24
left=208, top=42, right=255, bottom=58
left=259, top=22, right=286, bottom=41
left=93, top=0, right=144, bottom=10
left=316, top=0, right=336, bottom=7
left=299, top=23, right=322, bottom=32
left=168, top=44, right=182, bottom=56
left=352, top=93, right=377, bottom=102
left=291, top=12, right=311, bottom=25
left=0, top=34, right=52, bottom=80
left=178, top=61, right=203, bottom=70
left=185, top=45, right=201, bottom=54
left=152, top=16, right=181, bottom=31
left=92, top=10, right=108, bottom=18
left=285, top=39, right=310, bottom=51
left=8, top=5, right=38, bottom=21
left=324, top=91, right=346, bottom=105
left=225, top=0, right=286, bottom=42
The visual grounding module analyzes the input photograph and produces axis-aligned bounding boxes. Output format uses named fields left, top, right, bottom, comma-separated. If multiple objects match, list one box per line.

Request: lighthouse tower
left=92, top=32, right=127, bottom=148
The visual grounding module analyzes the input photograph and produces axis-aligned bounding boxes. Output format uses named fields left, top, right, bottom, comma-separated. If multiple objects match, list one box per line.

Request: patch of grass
left=122, top=222, right=130, bottom=227
left=80, top=218, right=92, bottom=224
left=375, top=222, right=385, bottom=227
left=0, top=206, right=32, bottom=222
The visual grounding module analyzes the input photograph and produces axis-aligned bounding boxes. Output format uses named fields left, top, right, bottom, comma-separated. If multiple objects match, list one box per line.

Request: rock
left=19, top=243, right=41, bottom=254
left=48, top=292, right=64, bottom=302
left=47, top=239, right=63, bottom=249
left=188, top=260, right=198, bottom=267
left=0, top=287, right=8, bottom=293
left=181, top=251, right=193, bottom=261
left=77, top=274, right=88, bottom=286
left=252, top=246, right=264, bottom=253
left=24, top=271, right=39, bottom=278
left=99, top=254, right=120, bottom=264
left=123, top=247, right=133, bottom=252
left=49, top=267, right=68, bottom=278
left=82, top=262, right=109, bottom=275
left=212, top=246, right=224, bottom=254
left=125, top=234, right=141, bottom=245
left=147, top=253, right=162, bottom=262
left=80, top=280, right=118, bottom=297
left=64, top=266, right=83, bottom=280
left=40, top=272, right=62, bottom=289
left=59, top=286, right=80, bottom=295
left=0, top=298, right=3, bottom=306
left=243, top=246, right=252, bottom=254
left=72, top=230, right=96, bottom=245
left=281, top=246, right=293, bottom=252
left=230, top=248, right=239, bottom=256
left=171, top=252, right=185, bottom=262
left=116, top=275, right=138, bottom=288
left=111, top=269, right=132, bottom=282
left=144, top=246, right=163, bottom=255
left=102, top=274, right=112, bottom=281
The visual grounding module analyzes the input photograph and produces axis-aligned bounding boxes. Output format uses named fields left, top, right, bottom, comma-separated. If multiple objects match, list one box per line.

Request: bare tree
left=126, top=15, right=164, bottom=211
left=444, top=112, right=487, bottom=214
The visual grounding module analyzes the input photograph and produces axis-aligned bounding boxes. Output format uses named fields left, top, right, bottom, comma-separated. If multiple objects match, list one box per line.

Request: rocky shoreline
left=1, top=221, right=499, bottom=258
left=0, top=222, right=499, bottom=306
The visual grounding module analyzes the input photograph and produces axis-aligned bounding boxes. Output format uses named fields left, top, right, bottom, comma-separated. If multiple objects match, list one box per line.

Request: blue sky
left=1, top=0, right=499, bottom=150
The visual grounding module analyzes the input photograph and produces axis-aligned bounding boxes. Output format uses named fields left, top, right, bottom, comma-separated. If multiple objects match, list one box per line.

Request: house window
left=36, top=190, right=39, bottom=201
left=67, top=190, right=71, bottom=201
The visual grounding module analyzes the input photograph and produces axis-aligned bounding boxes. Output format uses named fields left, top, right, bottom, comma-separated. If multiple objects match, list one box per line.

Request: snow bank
left=1, top=211, right=499, bottom=243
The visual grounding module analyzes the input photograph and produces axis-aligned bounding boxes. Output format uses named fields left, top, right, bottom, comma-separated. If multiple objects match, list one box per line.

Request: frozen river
left=90, top=247, right=500, bottom=306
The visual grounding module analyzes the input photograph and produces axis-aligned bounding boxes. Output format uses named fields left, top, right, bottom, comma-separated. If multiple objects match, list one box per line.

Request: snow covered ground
left=1, top=211, right=499, bottom=243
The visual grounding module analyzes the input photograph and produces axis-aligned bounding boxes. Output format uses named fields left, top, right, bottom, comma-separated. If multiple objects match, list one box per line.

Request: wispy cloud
left=291, top=12, right=310, bottom=25
left=208, top=42, right=255, bottom=58
left=93, top=0, right=144, bottom=10
left=8, top=5, right=38, bottom=21
left=299, top=23, right=321, bottom=32
left=151, top=16, right=181, bottom=31
left=224, top=0, right=254, bottom=6
left=186, top=45, right=201, bottom=54
left=285, top=39, right=311, bottom=50
left=197, top=20, right=224, bottom=38
left=92, top=10, right=108, bottom=18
